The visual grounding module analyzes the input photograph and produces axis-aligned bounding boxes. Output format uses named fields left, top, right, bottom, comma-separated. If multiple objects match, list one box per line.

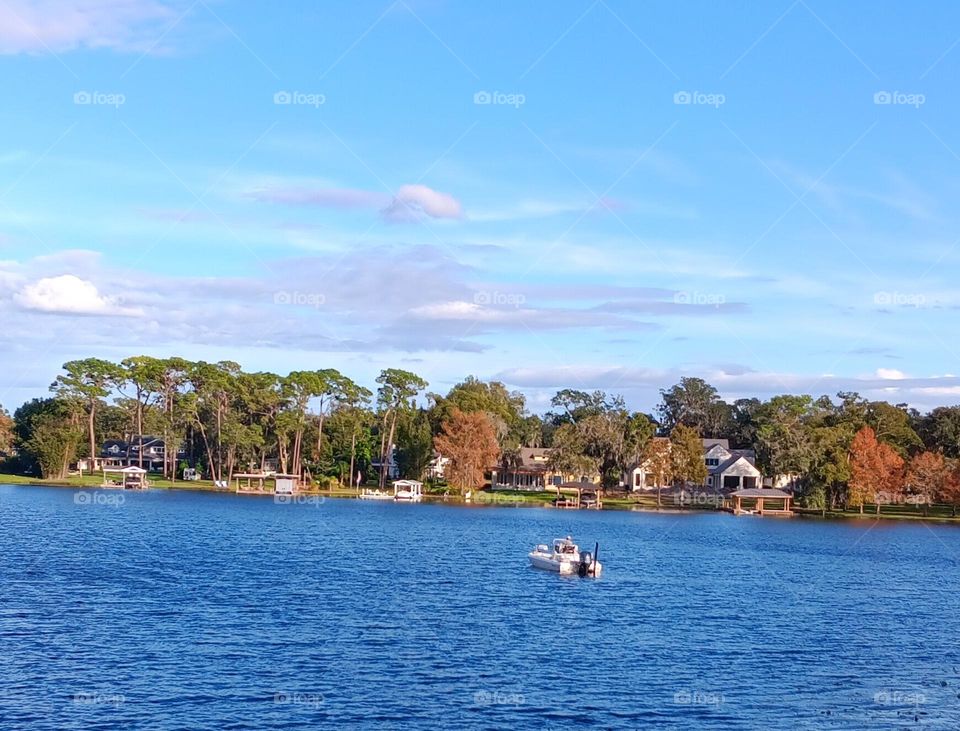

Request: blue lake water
left=1, top=484, right=960, bottom=730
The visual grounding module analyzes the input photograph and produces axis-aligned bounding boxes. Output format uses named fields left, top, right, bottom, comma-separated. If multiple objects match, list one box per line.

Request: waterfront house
left=492, top=447, right=598, bottom=490
left=702, top=439, right=762, bottom=493
left=371, top=447, right=400, bottom=480
left=427, top=453, right=450, bottom=480
left=100, top=436, right=187, bottom=472
left=623, top=437, right=764, bottom=494
left=622, top=437, right=671, bottom=490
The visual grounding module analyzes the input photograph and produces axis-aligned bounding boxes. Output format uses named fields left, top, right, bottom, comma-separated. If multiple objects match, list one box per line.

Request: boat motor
left=578, top=552, right=593, bottom=577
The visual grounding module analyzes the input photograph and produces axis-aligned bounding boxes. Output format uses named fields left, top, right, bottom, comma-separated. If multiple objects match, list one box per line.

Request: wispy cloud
left=0, top=0, right=183, bottom=55
left=249, top=182, right=464, bottom=223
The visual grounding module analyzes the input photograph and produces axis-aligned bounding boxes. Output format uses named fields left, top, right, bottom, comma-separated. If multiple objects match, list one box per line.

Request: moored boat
left=528, top=536, right=602, bottom=577
left=358, top=489, right=394, bottom=500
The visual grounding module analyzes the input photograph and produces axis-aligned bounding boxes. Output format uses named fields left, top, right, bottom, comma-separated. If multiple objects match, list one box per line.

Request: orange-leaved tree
left=848, top=426, right=905, bottom=514
left=904, top=451, right=949, bottom=515
left=434, top=408, right=500, bottom=494
left=940, top=461, right=960, bottom=517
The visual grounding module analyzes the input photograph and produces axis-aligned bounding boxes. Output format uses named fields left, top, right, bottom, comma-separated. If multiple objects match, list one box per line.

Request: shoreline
left=4, top=475, right=960, bottom=525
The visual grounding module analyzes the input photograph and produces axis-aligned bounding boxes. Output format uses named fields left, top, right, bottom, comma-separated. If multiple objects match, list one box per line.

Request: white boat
left=528, top=536, right=602, bottom=577
left=358, top=480, right=424, bottom=502
left=392, top=479, right=423, bottom=502
left=358, top=489, right=394, bottom=500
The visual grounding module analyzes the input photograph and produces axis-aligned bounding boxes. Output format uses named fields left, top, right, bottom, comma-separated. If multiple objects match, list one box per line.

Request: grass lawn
left=5, top=473, right=960, bottom=523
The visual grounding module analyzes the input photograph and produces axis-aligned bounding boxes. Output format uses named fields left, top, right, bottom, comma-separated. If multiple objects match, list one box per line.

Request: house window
left=706, top=458, right=719, bottom=466
left=634, top=472, right=641, bottom=487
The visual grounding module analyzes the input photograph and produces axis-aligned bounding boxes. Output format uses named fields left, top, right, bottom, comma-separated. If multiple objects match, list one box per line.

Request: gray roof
left=702, top=438, right=730, bottom=450
left=730, top=488, right=791, bottom=498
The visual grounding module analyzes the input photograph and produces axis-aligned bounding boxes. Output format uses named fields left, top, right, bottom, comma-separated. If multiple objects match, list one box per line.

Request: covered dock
left=233, top=473, right=299, bottom=494
left=728, top=488, right=793, bottom=516
left=553, top=481, right=603, bottom=510
left=101, top=466, right=148, bottom=490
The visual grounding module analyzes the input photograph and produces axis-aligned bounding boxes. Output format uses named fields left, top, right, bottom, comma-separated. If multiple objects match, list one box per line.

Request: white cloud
left=876, top=368, right=907, bottom=380
left=0, top=0, right=179, bottom=55
left=382, top=184, right=463, bottom=222
left=14, top=274, right=142, bottom=316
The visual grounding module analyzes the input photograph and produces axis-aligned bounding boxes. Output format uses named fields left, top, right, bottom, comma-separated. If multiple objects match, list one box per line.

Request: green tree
left=918, top=406, right=960, bottom=457
left=14, top=398, right=83, bottom=478
left=119, top=355, right=165, bottom=466
left=51, top=358, right=123, bottom=470
left=658, top=377, right=731, bottom=437
left=376, top=369, right=428, bottom=488
left=396, top=408, right=433, bottom=480
left=754, top=395, right=817, bottom=489
left=669, top=424, right=707, bottom=487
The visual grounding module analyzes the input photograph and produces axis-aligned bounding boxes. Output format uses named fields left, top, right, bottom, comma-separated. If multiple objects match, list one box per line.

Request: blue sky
left=3, top=0, right=960, bottom=412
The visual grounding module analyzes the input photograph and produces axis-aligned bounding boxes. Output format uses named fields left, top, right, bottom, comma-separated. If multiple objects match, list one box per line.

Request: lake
left=1, top=484, right=959, bottom=729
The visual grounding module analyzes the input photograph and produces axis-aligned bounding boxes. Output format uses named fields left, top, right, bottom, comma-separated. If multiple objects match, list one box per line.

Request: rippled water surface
left=2, top=484, right=960, bottom=729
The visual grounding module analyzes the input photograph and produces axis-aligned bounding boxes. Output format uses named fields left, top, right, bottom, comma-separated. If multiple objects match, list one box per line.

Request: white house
left=622, top=437, right=670, bottom=491
left=623, top=437, right=763, bottom=493
left=702, top=439, right=761, bottom=493
left=427, top=453, right=450, bottom=480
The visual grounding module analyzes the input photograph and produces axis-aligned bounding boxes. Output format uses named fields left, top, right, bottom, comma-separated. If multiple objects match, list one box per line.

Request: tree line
left=3, top=362, right=960, bottom=512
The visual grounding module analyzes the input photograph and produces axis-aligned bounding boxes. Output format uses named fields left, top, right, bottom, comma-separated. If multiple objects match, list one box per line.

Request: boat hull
left=528, top=552, right=602, bottom=577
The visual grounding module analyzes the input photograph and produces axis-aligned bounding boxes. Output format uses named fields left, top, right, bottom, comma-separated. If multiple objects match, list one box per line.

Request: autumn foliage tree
left=848, top=426, right=905, bottom=514
left=433, top=408, right=500, bottom=493
left=904, top=451, right=949, bottom=515
left=939, top=463, right=960, bottom=517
